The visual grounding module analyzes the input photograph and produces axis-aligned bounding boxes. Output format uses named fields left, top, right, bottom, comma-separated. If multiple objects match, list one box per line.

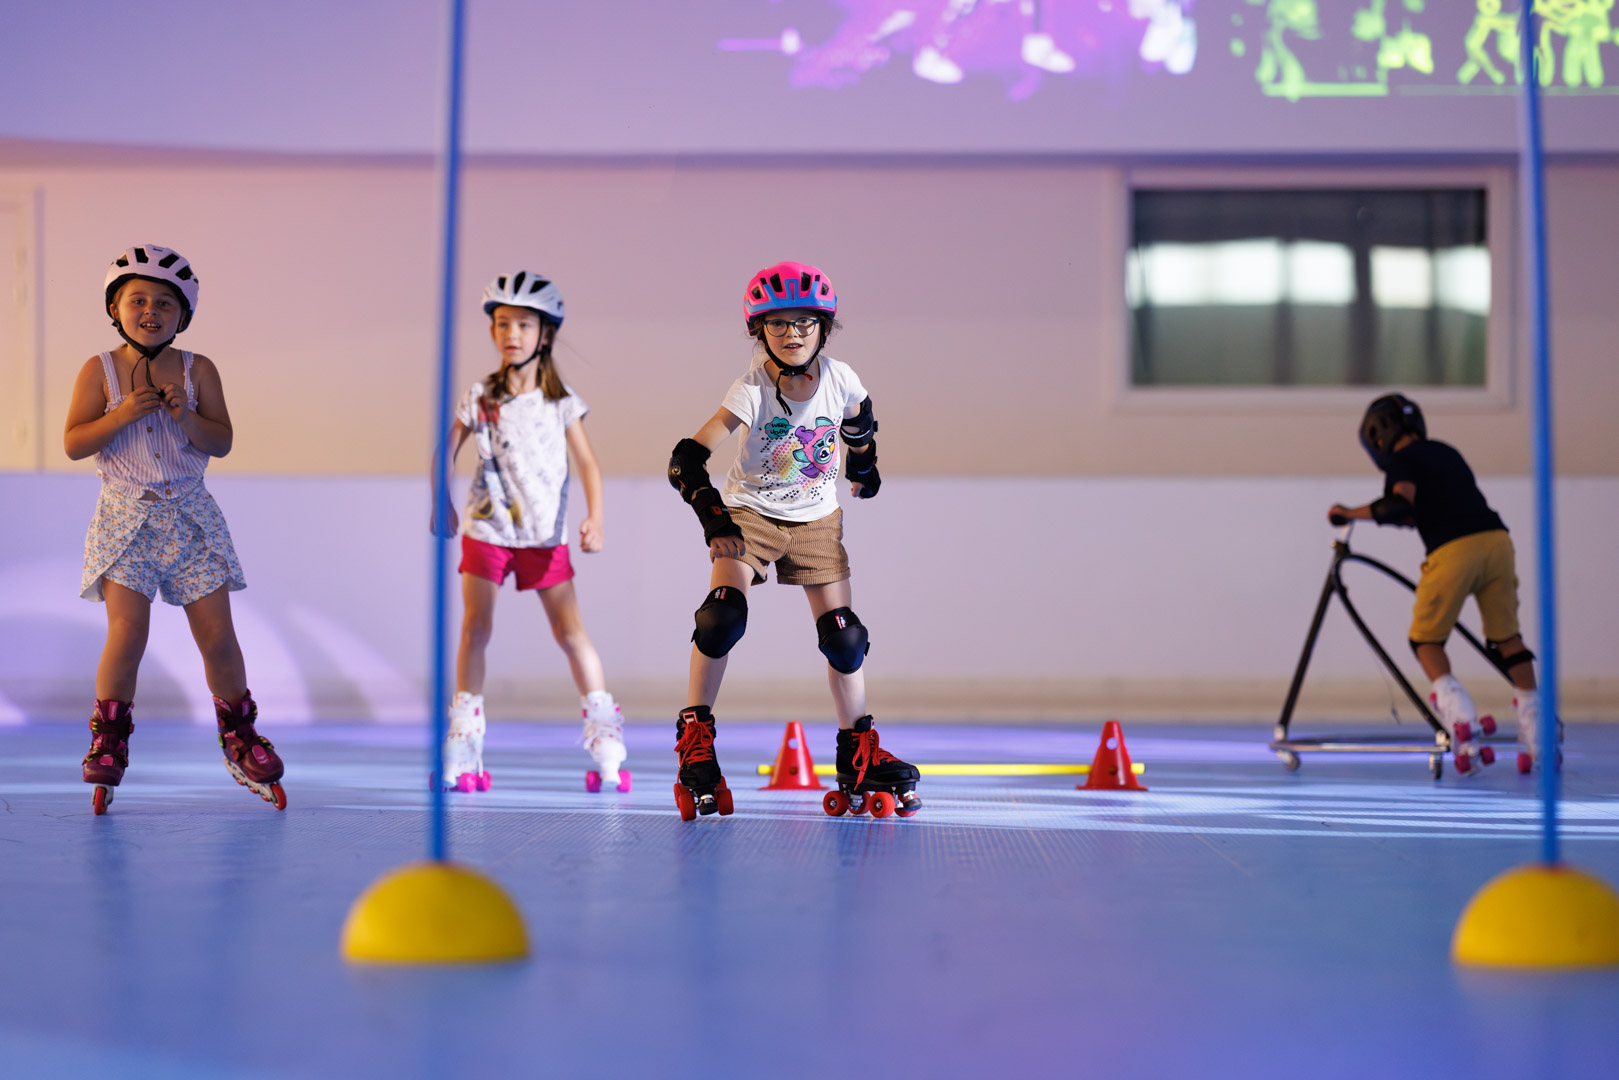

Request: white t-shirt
left=719, top=346, right=868, bottom=523
left=455, top=380, right=588, bottom=548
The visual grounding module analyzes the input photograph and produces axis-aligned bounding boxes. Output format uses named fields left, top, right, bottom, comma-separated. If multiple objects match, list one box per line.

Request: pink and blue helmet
left=743, top=262, right=837, bottom=324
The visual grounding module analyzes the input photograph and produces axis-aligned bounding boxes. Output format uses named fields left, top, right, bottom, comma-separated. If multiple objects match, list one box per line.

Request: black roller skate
left=673, top=706, right=733, bottom=821
left=83, top=699, right=133, bottom=815
left=215, top=692, right=287, bottom=811
left=824, top=715, right=921, bottom=819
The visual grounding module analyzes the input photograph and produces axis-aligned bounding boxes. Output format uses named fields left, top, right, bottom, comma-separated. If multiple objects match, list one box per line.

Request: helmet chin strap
left=111, top=316, right=174, bottom=390
left=764, top=333, right=825, bottom=415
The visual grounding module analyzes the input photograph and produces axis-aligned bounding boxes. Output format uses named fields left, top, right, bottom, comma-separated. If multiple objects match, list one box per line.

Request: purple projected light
left=720, top=0, right=1196, bottom=100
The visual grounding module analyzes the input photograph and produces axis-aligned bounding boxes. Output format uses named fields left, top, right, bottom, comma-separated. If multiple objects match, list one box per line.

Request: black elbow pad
left=1370, top=494, right=1415, bottom=526
left=840, top=396, right=877, bottom=448
left=668, top=438, right=713, bottom=502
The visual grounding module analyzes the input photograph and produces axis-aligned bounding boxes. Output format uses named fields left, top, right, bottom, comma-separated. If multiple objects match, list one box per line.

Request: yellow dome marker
left=342, top=862, right=528, bottom=964
left=1452, top=864, right=1619, bottom=968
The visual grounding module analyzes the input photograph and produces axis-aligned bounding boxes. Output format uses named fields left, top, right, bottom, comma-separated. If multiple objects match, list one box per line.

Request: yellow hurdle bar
left=754, top=762, right=1146, bottom=777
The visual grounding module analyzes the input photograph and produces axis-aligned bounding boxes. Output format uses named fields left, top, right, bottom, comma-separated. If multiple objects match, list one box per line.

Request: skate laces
left=675, top=719, right=716, bottom=765
left=850, top=727, right=897, bottom=788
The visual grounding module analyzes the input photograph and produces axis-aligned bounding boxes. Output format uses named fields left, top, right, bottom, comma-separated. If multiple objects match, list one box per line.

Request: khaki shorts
left=1410, top=529, right=1520, bottom=645
left=723, top=506, right=850, bottom=586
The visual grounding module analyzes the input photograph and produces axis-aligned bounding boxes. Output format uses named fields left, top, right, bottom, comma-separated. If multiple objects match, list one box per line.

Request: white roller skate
left=435, top=691, right=490, bottom=793
left=1514, top=688, right=1561, bottom=774
left=1430, top=674, right=1495, bottom=775
left=582, top=690, right=631, bottom=793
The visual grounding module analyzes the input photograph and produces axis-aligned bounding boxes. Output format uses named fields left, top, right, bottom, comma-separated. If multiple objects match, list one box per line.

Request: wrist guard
left=1370, top=493, right=1414, bottom=526
left=669, top=438, right=743, bottom=543
left=844, top=439, right=881, bottom=499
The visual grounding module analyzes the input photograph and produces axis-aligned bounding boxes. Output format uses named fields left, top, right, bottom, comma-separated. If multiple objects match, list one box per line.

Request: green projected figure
left=1250, top=0, right=1433, bottom=99
left=1459, top=0, right=1612, bottom=88
left=1458, top=0, right=1522, bottom=85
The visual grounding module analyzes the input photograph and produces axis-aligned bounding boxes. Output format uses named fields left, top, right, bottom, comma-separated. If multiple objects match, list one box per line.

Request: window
left=1127, top=188, right=1489, bottom=388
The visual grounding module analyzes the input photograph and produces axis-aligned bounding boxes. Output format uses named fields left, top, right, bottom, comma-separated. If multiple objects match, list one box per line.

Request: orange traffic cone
left=1080, top=720, right=1147, bottom=791
left=760, top=721, right=824, bottom=790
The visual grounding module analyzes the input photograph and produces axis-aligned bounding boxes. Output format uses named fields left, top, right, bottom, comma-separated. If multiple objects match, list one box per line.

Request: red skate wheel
left=849, top=793, right=869, bottom=816
left=92, top=786, right=109, bottom=815
left=1518, top=751, right=1533, bottom=774
left=586, top=770, right=603, bottom=793
left=868, top=791, right=896, bottom=818
left=895, top=799, right=918, bottom=819
left=1454, top=722, right=1473, bottom=744
left=716, top=781, right=735, bottom=817
left=1455, top=753, right=1473, bottom=774
left=269, top=783, right=287, bottom=811
left=674, top=782, right=697, bottom=822
left=616, top=771, right=632, bottom=794
left=823, top=791, right=850, bottom=817
left=1479, top=746, right=1496, bottom=766
left=1480, top=715, right=1497, bottom=736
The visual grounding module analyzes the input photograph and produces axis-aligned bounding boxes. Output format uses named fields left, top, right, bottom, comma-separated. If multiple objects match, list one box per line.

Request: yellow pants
left=1409, top=529, right=1520, bottom=645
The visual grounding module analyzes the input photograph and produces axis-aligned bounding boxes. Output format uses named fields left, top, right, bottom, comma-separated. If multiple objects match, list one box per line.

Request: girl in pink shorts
left=429, top=271, right=627, bottom=793
left=64, top=245, right=285, bottom=815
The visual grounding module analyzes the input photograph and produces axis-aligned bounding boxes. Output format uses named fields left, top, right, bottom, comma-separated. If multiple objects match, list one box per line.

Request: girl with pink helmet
left=664, top=261, right=920, bottom=821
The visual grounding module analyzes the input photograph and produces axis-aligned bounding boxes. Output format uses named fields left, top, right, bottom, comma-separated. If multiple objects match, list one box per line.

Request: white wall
left=3, top=472, right=1614, bottom=725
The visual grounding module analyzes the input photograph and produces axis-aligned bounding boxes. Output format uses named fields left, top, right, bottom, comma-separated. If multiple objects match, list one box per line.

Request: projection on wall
left=719, top=0, right=1614, bottom=102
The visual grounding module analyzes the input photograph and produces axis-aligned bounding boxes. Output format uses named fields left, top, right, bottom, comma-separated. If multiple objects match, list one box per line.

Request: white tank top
left=94, top=350, right=210, bottom=501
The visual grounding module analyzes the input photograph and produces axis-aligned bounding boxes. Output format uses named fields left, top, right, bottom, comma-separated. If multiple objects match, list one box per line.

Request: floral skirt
left=80, top=484, right=246, bottom=606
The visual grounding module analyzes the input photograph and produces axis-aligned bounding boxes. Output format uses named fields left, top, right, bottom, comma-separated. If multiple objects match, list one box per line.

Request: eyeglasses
left=761, top=316, right=821, bottom=338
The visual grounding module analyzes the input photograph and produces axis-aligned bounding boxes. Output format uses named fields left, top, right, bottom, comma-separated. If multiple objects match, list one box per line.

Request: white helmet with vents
left=482, top=270, right=564, bottom=325
left=104, top=245, right=199, bottom=330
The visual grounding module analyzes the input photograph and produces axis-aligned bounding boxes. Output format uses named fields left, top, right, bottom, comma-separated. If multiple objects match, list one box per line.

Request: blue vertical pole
left=429, top=0, right=469, bottom=864
left=1518, top=4, right=1559, bottom=866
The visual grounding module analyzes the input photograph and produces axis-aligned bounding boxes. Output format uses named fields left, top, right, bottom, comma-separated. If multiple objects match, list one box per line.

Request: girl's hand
left=709, top=535, right=745, bottom=560
left=112, top=386, right=164, bottom=427
left=580, top=516, right=604, bottom=553
left=159, top=382, right=187, bottom=421
left=849, top=481, right=864, bottom=498
left=1328, top=503, right=1360, bottom=525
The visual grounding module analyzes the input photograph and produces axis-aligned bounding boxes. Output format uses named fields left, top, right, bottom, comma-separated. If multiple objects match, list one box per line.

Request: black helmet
left=1359, top=394, right=1426, bottom=470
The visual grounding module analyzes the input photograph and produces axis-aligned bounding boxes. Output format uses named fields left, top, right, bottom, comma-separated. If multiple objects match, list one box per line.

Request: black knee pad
left=1486, top=640, right=1536, bottom=672
left=816, top=607, right=869, bottom=674
left=692, top=587, right=747, bottom=659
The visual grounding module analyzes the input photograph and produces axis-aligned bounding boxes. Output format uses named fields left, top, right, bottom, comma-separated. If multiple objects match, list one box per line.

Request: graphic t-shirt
left=454, top=380, right=588, bottom=548
left=1383, top=438, right=1507, bottom=554
left=719, top=346, right=868, bottom=523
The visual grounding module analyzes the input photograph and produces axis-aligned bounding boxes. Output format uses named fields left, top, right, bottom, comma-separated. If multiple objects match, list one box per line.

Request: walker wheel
left=1517, top=751, right=1532, bottom=774
left=868, top=791, right=896, bottom=818
left=1277, top=750, right=1301, bottom=772
left=1429, top=754, right=1443, bottom=780
left=586, top=770, right=602, bottom=793
left=715, top=780, right=735, bottom=817
left=92, top=786, right=110, bottom=815
left=823, top=791, right=850, bottom=817
left=674, top=782, right=697, bottom=822
left=269, top=783, right=287, bottom=811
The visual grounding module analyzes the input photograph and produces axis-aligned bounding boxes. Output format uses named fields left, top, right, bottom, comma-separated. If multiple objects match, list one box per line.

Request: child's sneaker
left=439, top=691, right=490, bottom=792
left=1430, top=674, right=1490, bottom=775
left=582, top=690, right=630, bottom=793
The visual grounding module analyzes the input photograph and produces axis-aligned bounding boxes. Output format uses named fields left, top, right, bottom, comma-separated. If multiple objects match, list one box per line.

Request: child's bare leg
left=457, top=574, right=499, bottom=695
left=687, top=558, right=752, bottom=708
left=183, top=586, right=248, bottom=700
left=97, top=580, right=151, bottom=701
left=1492, top=634, right=1538, bottom=691
left=804, top=578, right=864, bottom=729
left=1414, top=643, right=1451, bottom=682
left=537, top=579, right=605, bottom=696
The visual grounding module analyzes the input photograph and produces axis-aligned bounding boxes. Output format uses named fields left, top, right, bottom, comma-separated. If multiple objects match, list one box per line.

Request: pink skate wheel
left=616, top=771, right=632, bottom=793
left=1454, top=722, right=1473, bottom=744
left=92, top=786, right=109, bottom=815
left=1480, top=715, right=1497, bottom=736
left=476, top=772, right=492, bottom=792
left=1479, top=746, right=1496, bottom=766
left=586, top=770, right=602, bottom=793
left=1518, top=751, right=1533, bottom=774
left=823, top=791, right=850, bottom=817
left=454, top=773, right=478, bottom=793
left=1455, top=753, right=1473, bottom=775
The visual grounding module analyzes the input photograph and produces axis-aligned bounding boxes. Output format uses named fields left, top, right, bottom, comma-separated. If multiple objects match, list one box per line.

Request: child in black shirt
left=1329, top=394, right=1547, bottom=773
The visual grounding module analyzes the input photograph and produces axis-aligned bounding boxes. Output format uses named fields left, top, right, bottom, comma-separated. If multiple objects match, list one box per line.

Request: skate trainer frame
left=1272, top=525, right=1516, bottom=779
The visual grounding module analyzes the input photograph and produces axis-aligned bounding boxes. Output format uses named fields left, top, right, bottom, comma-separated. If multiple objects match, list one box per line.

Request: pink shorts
left=459, top=535, right=574, bottom=591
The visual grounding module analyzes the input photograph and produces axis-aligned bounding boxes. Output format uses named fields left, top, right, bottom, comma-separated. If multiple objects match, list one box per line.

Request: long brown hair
left=483, top=318, right=565, bottom=415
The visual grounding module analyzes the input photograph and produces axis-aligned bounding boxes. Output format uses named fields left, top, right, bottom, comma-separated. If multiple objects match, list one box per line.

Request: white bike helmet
left=482, top=270, right=564, bottom=325
left=104, top=245, right=199, bottom=330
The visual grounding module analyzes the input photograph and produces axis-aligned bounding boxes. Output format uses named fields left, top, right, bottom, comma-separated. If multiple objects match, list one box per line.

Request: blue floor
left=3, top=720, right=1619, bottom=1079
